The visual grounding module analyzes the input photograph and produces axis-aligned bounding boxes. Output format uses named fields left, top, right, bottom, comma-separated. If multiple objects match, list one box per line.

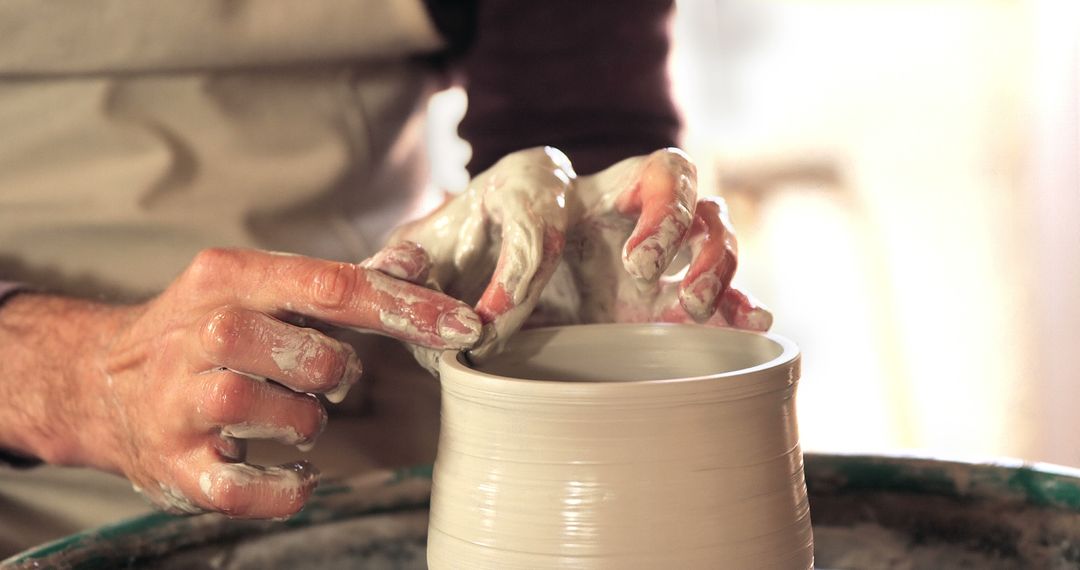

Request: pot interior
left=469, top=324, right=791, bottom=383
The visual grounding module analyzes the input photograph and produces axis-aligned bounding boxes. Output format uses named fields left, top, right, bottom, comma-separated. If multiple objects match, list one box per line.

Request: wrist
left=0, top=294, right=129, bottom=469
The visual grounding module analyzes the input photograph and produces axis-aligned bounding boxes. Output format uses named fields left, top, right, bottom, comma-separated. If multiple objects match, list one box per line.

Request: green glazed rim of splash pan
left=6, top=454, right=1080, bottom=569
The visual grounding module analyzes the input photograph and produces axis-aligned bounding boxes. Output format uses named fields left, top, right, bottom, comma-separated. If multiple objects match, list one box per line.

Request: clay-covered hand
left=75, top=248, right=480, bottom=518
left=543, top=148, right=772, bottom=329
left=372, top=147, right=571, bottom=370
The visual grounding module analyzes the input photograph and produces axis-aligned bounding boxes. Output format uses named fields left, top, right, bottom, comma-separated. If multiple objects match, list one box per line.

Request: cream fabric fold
left=0, top=0, right=443, bottom=75
left=0, top=1, right=443, bottom=299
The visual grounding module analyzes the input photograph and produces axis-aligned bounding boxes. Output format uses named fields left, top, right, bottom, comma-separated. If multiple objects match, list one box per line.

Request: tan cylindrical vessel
left=429, top=324, right=813, bottom=569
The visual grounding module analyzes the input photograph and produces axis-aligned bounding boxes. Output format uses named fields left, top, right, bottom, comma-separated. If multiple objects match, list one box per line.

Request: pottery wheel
left=9, top=455, right=1080, bottom=569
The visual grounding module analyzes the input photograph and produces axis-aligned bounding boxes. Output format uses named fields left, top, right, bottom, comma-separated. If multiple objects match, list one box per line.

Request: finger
left=474, top=223, right=565, bottom=353
left=718, top=285, right=774, bottom=331
left=184, top=248, right=481, bottom=349
left=616, top=149, right=698, bottom=282
left=197, top=370, right=327, bottom=449
left=360, top=241, right=432, bottom=285
left=198, top=459, right=320, bottom=519
left=653, top=285, right=773, bottom=332
left=472, top=148, right=570, bottom=330
left=195, top=307, right=361, bottom=401
left=678, top=198, right=738, bottom=322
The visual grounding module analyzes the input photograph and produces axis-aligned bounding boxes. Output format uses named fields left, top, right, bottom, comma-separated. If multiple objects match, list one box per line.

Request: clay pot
left=428, top=324, right=813, bottom=569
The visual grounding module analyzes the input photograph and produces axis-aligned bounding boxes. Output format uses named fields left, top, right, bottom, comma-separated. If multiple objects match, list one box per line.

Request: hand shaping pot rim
left=440, top=323, right=801, bottom=399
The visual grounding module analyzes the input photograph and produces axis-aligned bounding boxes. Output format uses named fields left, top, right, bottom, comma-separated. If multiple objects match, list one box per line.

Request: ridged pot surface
left=429, top=324, right=813, bottom=569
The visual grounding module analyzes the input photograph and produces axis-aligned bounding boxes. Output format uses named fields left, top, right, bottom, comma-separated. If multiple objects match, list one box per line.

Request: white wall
left=672, top=0, right=1078, bottom=465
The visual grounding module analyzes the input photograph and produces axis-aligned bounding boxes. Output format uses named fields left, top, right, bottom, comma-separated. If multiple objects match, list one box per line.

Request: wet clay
left=390, top=147, right=572, bottom=371
left=428, top=324, right=813, bottom=569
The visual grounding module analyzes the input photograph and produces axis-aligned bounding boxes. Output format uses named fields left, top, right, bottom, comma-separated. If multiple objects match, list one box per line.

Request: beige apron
left=0, top=1, right=447, bottom=555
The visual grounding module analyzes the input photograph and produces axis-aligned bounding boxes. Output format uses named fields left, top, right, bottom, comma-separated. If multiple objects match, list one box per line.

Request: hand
left=376, top=147, right=572, bottom=370
left=369, top=147, right=769, bottom=373
left=49, top=248, right=480, bottom=518
left=558, top=148, right=772, bottom=329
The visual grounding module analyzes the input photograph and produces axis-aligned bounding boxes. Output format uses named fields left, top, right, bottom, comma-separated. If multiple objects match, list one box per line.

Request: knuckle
left=364, top=242, right=430, bottom=282
left=200, top=374, right=254, bottom=424
left=394, top=242, right=432, bottom=278
left=310, top=262, right=364, bottom=310
left=296, top=397, right=327, bottom=441
left=399, top=240, right=429, bottom=259
left=386, top=240, right=428, bottom=264
left=186, top=248, right=241, bottom=287
left=199, top=307, right=246, bottom=362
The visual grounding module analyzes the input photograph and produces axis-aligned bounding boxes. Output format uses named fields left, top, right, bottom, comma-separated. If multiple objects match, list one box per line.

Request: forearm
left=459, top=0, right=680, bottom=176
left=0, top=293, right=122, bottom=468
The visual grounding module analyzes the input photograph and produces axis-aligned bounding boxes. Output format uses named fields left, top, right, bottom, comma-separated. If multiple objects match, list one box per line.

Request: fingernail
left=437, top=307, right=482, bottom=347
left=324, top=350, right=362, bottom=404
left=297, top=407, right=328, bottom=452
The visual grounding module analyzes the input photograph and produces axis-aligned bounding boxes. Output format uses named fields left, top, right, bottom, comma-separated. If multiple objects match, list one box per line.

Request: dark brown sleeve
left=457, top=0, right=680, bottom=176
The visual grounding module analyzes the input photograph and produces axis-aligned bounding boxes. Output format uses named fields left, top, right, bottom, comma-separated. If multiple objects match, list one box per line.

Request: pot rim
left=440, top=323, right=800, bottom=393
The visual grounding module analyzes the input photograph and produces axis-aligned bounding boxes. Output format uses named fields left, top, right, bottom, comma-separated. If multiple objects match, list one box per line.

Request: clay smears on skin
left=623, top=211, right=690, bottom=282
left=680, top=273, right=723, bottom=322
left=361, top=267, right=481, bottom=347
left=471, top=148, right=571, bottom=355
left=260, top=327, right=361, bottom=402
left=377, top=311, right=417, bottom=339
left=200, top=462, right=319, bottom=510
left=436, top=309, right=483, bottom=346
left=359, top=242, right=431, bottom=283
left=324, top=350, right=362, bottom=404
left=391, top=147, right=770, bottom=370
left=363, top=269, right=429, bottom=305
left=156, top=484, right=205, bottom=515
left=132, top=483, right=203, bottom=515
left=558, top=148, right=774, bottom=327
left=269, top=328, right=326, bottom=373
left=220, top=422, right=316, bottom=449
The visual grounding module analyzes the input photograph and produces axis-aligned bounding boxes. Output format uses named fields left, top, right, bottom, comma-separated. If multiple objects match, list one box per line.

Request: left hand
left=548, top=148, right=772, bottom=330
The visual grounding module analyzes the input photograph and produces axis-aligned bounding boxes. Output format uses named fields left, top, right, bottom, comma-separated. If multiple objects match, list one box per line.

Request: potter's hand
left=17, top=249, right=480, bottom=519
left=548, top=148, right=772, bottom=329
left=372, top=147, right=571, bottom=370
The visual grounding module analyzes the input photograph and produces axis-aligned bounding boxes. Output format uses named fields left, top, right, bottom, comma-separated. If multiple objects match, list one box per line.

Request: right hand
left=73, top=248, right=481, bottom=518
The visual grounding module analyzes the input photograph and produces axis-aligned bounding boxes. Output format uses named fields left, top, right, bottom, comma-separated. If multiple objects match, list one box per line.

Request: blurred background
left=427, top=0, right=1080, bottom=467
